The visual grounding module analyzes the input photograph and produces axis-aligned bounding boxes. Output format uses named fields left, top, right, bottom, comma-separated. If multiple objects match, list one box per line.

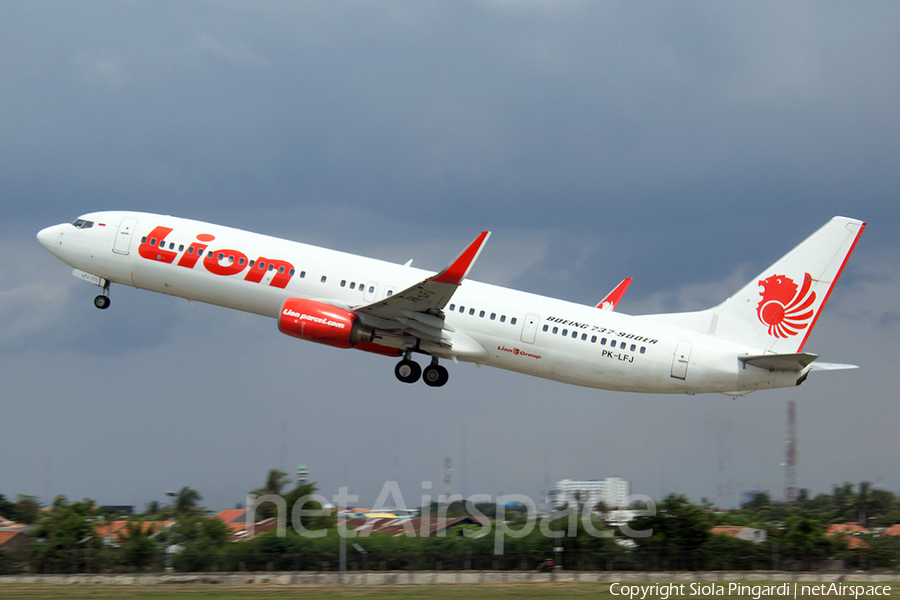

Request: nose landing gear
left=94, top=282, right=111, bottom=310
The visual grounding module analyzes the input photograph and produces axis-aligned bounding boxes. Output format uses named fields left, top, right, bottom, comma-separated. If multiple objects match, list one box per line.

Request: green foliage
left=0, top=494, right=16, bottom=521
left=172, top=487, right=203, bottom=517
left=117, top=520, right=161, bottom=571
left=29, top=497, right=105, bottom=573
left=632, top=494, right=711, bottom=570
left=12, top=494, right=42, bottom=524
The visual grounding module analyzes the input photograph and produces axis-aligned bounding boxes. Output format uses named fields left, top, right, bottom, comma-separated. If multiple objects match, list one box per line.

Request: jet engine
left=278, top=298, right=375, bottom=348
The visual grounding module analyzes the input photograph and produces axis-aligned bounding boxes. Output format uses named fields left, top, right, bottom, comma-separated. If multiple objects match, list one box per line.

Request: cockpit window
left=71, top=219, right=94, bottom=230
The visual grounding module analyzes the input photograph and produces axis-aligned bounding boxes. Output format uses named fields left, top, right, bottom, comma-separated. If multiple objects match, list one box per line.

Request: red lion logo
left=757, top=273, right=817, bottom=338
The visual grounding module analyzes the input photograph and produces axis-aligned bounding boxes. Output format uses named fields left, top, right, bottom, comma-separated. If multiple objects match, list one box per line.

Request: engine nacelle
left=278, top=298, right=374, bottom=348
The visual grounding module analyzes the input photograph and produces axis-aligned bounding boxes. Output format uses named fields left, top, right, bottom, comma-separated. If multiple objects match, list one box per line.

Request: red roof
left=347, top=515, right=488, bottom=537
left=96, top=520, right=171, bottom=540
left=0, top=530, right=25, bottom=547
left=826, top=523, right=867, bottom=535
left=882, top=524, right=900, bottom=537
left=215, top=509, right=248, bottom=525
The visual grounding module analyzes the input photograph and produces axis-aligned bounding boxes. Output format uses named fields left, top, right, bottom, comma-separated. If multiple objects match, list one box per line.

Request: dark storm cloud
left=2, top=1, right=899, bottom=510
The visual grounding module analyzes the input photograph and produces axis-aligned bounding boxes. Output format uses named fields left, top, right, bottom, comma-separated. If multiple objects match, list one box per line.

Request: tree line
left=2, top=475, right=899, bottom=574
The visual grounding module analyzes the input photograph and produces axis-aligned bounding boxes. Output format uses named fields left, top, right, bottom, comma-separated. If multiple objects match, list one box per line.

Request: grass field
left=0, top=583, right=897, bottom=600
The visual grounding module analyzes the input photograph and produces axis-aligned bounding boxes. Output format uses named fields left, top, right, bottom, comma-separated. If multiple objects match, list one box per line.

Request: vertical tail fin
left=708, top=217, right=865, bottom=353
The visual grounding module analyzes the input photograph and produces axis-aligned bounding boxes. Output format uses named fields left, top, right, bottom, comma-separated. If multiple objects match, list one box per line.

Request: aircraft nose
left=37, top=224, right=62, bottom=252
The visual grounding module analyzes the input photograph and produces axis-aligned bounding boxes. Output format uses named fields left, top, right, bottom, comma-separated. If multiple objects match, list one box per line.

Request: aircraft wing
left=596, top=278, right=633, bottom=311
left=353, top=232, right=490, bottom=346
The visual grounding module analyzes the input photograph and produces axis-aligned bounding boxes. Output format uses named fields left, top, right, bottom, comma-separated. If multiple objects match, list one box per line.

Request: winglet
left=431, top=231, right=491, bottom=286
left=596, top=278, right=633, bottom=311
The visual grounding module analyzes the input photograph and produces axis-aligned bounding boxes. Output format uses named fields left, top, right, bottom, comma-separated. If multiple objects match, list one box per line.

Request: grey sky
left=2, top=1, right=899, bottom=512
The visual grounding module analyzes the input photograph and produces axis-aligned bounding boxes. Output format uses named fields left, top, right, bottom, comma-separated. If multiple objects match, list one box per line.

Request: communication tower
left=297, top=465, right=309, bottom=486
left=784, top=401, right=798, bottom=502
left=441, top=457, right=453, bottom=504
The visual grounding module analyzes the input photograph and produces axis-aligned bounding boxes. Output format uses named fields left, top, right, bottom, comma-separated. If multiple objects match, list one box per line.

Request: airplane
left=37, top=212, right=864, bottom=395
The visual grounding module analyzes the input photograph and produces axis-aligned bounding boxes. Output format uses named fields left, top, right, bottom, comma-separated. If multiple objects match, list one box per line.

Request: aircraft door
left=671, top=340, right=693, bottom=380
left=520, top=313, right=541, bottom=344
left=113, top=217, right=138, bottom=255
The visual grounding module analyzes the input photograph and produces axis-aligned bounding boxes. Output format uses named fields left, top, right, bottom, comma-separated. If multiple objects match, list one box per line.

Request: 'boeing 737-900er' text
left=37, top=213, right=864, bottom=395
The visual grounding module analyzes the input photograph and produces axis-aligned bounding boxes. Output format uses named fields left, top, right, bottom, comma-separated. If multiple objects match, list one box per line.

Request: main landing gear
left=394, top=353, right=449, bottom=387
left=94, top=282, right=111, bottom=310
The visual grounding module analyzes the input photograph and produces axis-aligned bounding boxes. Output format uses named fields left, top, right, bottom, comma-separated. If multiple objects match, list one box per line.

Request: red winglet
left=596, top=278, right=633, bottom=311
left=431, top=231, right=491, bottom=286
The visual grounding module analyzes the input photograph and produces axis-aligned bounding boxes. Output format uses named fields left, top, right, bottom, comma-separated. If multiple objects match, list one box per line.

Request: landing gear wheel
left=422, top=364, right=449, bottom=387
left=94, top=295, right=111, bottom=310
left=395, top=359, right=421, bottom=384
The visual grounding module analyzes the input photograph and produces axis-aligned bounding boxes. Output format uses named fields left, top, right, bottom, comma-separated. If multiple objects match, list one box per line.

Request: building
left=552, top=477, right=629, bottom=510
left=0, top=530, right=28, bottom=560
left=711, top=526, right=768, bottom=544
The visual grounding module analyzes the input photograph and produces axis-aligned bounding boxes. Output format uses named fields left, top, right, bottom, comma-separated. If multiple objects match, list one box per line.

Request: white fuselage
left=37, top=211, right=804, bottom=395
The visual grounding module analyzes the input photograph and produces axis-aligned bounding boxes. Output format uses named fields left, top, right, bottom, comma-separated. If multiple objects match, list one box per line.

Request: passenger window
left=449, top=304, right=455, bottom=311
left=630, top=344, right=636, bottom=351
left=249, top=260, right=255, bottom=267
left=150, top=238, right=157, bottom=246
left=511, top=317, right=517, bottom=325
left=552, top=326, right=558, bottom=334
left=217, top=253, right=224, bottom=260
left=591, top=335, right=597, bottom=343
left=239, top=257, right=245, bottom=265
left=321, top=276, right=327, bottom=283
left=562, top=329, right=568, bottom=336
left=289, top=268, right=295, bottom=276
left=542, top=325, right=549, bottom=332
left=257, top=260, right=264, bottom=268
left=601, top=338, right=607, bottom=345
left=582, top=333, right=587, bottom=341
left=490, top=313, right=496, bottom=320
left=571, top=331, right=577, bottom=338
left=459, top=306, right=465, bottom=313
left=341, top=280, right=347, bottom=287
left=278, top=266, right=285, bottom=274
left=300, top=271, right=306, bottom=278
left=188, top=247, right=194, bottom=255
left=610, top=341, right=617, bottom=348
left=469, top=308, right=475, bottom=316
left=386, top=290, right=393, bottom=296
left=640, top=347, right=646, bottom=354
left=480, top=310, right=485, bottom=318
left=141, top=236, right=147, bottom=243
left=169, top=243, right=175, bottom=250
left=179, top=245, right=185, bottom=252
left=268, top=264, right=275, bottom=272
left=208, top=251, right=214, bottom=258
left=350, top=282, right=355, bottom=289
left=369, top=286, right=374, bottom=293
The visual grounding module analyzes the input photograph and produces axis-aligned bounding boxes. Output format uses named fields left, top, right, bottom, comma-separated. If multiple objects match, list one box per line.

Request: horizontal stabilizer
left=739, top=352, right=819, bottom=372
left=810, top=362, right=859, bottom=371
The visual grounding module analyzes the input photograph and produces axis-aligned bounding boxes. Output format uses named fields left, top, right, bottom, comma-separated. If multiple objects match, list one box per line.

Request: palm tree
left=253, top=469, right=292, bottom=496
left=173, top=487, right=203, bottom=516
